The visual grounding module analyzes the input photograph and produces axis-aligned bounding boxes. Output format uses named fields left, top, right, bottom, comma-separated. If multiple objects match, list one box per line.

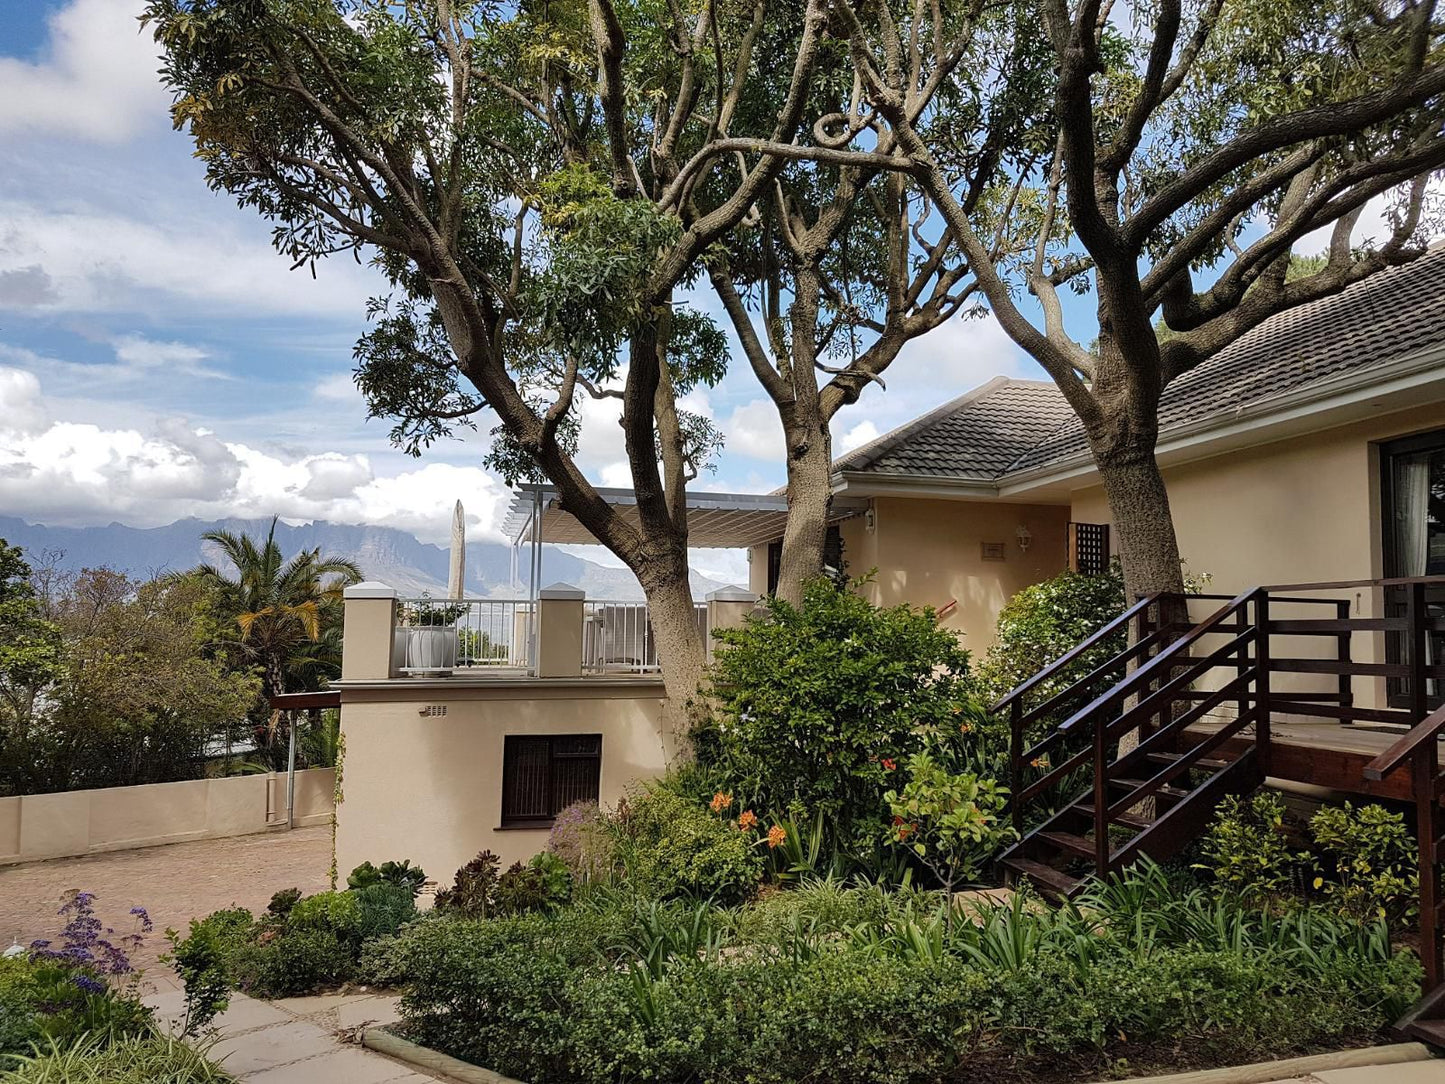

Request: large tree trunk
left=638, top=552, right=706, bottom=762
left=774, top=412, right=834, bottom=606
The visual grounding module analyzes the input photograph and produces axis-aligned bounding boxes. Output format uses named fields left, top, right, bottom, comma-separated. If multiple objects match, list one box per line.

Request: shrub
left=494, top=853, right=574, bottom=915
left=287, top=890, right=362, bottom=942
left=973, top=563, right=1128, bottom=706
left=699, top=577, right=984, bottom=851
left=612, top=783, right=762, bottom=904
left=548, top=801, right=615, bottom=883
left=1310, top=802, right=1418, bottom=924
left=354, top=883, right=418, bottom=941
left=266, top=889, right=301, bottom=919
left=884, top=751, right=1015, bottom=893
left=1196, top=791, right=1304, bottom=902
left=434, top=850, right=502, bottom=918
left=4, top=1032, right=233, bottom=1083
left=232, top=927, right=354, bottom=998
left=346, top=860, right=427, bottom=899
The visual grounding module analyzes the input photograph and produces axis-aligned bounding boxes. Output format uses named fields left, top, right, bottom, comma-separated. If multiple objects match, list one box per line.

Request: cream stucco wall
left=335, top=681, right=670, bottom=882
left=749, top=499, right=1069, bottom=654
left=0, top=769, right=334, bottom=865
left=1068, top=402, right=1445, bottom=707
left=845, top=498, right=1069, bottom=655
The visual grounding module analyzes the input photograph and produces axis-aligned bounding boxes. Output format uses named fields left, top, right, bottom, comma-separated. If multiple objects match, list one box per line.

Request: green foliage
left=233, top=928, right=355, bottom=999
left=4, top=1032, right=233, bottom=1083
left=1198, top=794, right=1419, bottom=927
left=974, top=563, right=1127, bottom=706
left=1310, top=802, right=1418, bottom=924
left=0, top=957, right=154, bottom=1063
left=884, top=752, right=1015, bottom=892
left=434, top=850, right=503, bottom=918
left=494, top=853, right=574, bottom=916
left=266, top=889, right=302, bottom=919
left=347, top=859, right=427, bottom=898
left=1197, top=792, right=1303, bottom=903
left=699, top=578, right=985, bottom=852
left=611, top=783, right=763, bottom=904
left=390, top=867, right=1418, bottom=1084
left=0, top=540, right=62, bottom=735
left=547, top=801, right=616, bottom=883
left=287, top=891, right=362, bottom=941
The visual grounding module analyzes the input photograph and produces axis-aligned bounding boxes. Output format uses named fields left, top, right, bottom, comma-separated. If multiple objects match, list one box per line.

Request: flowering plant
left=884, top=752, right=1015, bottom=896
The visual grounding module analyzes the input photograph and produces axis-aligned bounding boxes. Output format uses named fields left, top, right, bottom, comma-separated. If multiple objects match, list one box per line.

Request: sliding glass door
left=1381, top=430, right=1445, bottom=710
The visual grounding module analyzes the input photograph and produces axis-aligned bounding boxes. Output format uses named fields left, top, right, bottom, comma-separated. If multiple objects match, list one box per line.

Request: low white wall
left=0, top=768, right=335, bottom=865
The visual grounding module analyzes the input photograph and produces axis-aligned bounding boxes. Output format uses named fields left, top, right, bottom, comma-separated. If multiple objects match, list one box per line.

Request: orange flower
left=959, top=723, right=974, bottom=735
left=881, top=758, right=897, bottom=771
left=898, top=823, right=915, bottom=840
left=709, top=791, right=733, bottom=813
left=737, top=810, right=758, bottom=831
left=1029, top=755, right=1051, bottom=769
left=766, top=824, right=787, bottom=849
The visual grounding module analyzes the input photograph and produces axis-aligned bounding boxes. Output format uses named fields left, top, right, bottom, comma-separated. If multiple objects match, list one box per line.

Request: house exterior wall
left=335, top=682, right=670, bottom=881
left=1068, top=401, right=1445, bottom=708
left=835, top=497, right=1070, bottom=655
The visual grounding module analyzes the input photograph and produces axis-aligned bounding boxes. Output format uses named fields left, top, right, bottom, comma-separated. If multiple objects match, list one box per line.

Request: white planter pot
left=406, top=626, right=457, bottom=676
left=391, top=630, right=408, bottom=676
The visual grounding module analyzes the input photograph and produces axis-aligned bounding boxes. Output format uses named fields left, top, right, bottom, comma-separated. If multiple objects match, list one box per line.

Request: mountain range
left=0, top=516, right=729, bottom=601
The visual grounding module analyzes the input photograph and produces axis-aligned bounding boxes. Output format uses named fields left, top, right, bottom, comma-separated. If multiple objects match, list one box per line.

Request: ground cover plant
left=2, top=1033, right=233, bottom=1084
left=380, top=864, right=1420, bottom=1084
left=165, top=858, right=427, bottom=1029
left=0, top=891, right=156, bottom=1067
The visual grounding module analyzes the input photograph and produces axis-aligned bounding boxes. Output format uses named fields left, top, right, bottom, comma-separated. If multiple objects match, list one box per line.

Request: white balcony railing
left=582, top=600, right=708, bottom=674
left=394, top=598, right=533, bottom=675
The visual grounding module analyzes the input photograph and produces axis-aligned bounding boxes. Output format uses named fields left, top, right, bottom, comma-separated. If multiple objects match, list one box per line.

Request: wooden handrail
left=1054, top=589, right=1259, bottom=736
left=1259, top=574, right=1445, bottom=593
left=1363, top=702, right=1445, bottom=781
left=269, top=690, right=342, bottom=710
left=992, top=593, right=1159, bottom=713
left=1018, top=626, right=1172, bottom=728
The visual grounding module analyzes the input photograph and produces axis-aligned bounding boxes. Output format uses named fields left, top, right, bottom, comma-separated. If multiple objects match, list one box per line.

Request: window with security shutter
left=500, top=734, right=602, bottom=827
left=1068, top=522, right=1111, bottom=575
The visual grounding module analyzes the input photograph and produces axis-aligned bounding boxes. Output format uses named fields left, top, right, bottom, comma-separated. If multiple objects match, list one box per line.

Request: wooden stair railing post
left=1408, top=581, right=1429, bottom=722
left=1010, top=699, right=1024, bottom=836
left=1256, top=590, right=1272, bottom=776
left=1414, top=740, right=1442, bottom=992
left=1335, top=598, right=1354, bottom=719
left=1094, top=701, right=1109, bottom=874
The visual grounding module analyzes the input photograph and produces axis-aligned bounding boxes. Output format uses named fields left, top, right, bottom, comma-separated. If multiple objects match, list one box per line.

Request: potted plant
left=401, top=596, right=465, bottom=675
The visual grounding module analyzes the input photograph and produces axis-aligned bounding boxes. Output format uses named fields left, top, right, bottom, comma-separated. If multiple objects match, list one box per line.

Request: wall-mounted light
left=1016, top=524, right=1033, bottom=553
left=865, top=503, right=877, bottom=533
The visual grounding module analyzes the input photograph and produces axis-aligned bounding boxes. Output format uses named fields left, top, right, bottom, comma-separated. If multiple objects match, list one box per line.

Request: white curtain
left=1395, top=455, right=1432, bottom=577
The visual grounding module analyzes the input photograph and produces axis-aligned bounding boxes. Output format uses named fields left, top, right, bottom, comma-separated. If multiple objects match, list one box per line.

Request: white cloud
left=0, top=0, right=168, bottom=144
left=0, top=204, right=378, bottom=317
left=1294, top=183, right=1445, bottom=256
left=314, top=371, right=363, bottom=403
left=724, top=399, right=785, bottom=462
left=0, top=366, right=511, bottom=544
left=839, top=419, right=879, bottom=452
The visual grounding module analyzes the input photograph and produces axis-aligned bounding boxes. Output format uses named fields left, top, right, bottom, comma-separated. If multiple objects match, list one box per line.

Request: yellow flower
left=766, top=825, right=787, bottom=850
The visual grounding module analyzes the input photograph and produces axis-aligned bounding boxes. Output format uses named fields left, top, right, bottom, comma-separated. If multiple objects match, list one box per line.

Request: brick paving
left=0, top=826, right=332, bottom=986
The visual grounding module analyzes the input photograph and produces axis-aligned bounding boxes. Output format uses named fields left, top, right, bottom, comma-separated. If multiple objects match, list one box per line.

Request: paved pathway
left=1267, top=1064, right=1445, bottom=1083
left=145, top=988, right=443, bottom=1083
left=0, top=826, right=332, bottom=987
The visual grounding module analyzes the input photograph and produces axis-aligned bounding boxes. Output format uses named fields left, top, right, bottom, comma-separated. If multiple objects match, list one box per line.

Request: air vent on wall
left=419, top=704, right=448, bottom=717
left=980, top=541, right=1007, bottom=562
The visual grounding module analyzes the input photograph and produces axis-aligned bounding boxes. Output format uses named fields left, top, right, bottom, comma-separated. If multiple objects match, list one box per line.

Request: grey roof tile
left=837, top=247, right=1445, bottom=482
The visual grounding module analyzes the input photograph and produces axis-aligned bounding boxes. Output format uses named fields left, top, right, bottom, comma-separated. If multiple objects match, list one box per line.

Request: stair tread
left=1075, top=802, right=1155, bottom=830
left=1405, top=1018, right=1445, bottom=1047
left=1038, top=831, right=1110, bottom=860
left=1144, top=751, right=1234, bottom=770
left=1002, top=857, right=1081, bottom=896
left=1110, top=777, right=1190, bottom=797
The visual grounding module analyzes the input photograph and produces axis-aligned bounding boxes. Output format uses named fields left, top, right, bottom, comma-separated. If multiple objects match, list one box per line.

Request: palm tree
left=186, top=518, right=362, bottom=707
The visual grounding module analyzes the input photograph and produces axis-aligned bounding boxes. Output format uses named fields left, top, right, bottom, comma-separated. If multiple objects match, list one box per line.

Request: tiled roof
left=837, top=247, right=1445, bottom=483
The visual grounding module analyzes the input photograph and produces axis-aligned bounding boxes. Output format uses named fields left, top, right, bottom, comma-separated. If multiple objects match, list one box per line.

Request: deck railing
left=582, top=600, right=708, bottom=674
left=395, top=598, right=534, bottom=674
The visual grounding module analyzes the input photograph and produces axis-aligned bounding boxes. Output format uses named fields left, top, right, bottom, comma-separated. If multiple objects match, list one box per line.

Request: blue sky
left=0, top=0, right=1051, bottom=584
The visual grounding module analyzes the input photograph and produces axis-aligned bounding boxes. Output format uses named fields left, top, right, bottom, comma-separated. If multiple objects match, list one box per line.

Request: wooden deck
left=1188, top=718, right=1437, bottom=803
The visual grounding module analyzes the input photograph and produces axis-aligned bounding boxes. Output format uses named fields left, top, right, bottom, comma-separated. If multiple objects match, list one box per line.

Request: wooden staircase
left=993, top=575, right=1445, bottom=1044
left=996, top=589, right=1272, bottom=897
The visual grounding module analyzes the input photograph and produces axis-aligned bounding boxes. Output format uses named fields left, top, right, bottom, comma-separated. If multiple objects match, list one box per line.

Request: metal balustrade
left=395, top=598, right=534, bottom=674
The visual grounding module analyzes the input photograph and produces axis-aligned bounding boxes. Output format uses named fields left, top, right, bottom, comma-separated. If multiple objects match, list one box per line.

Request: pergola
left=500, top=483, right=867, bottom=600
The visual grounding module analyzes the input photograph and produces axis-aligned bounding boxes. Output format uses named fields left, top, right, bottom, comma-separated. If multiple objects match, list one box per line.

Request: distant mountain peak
left=0, top=515, right=724, bottom=601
